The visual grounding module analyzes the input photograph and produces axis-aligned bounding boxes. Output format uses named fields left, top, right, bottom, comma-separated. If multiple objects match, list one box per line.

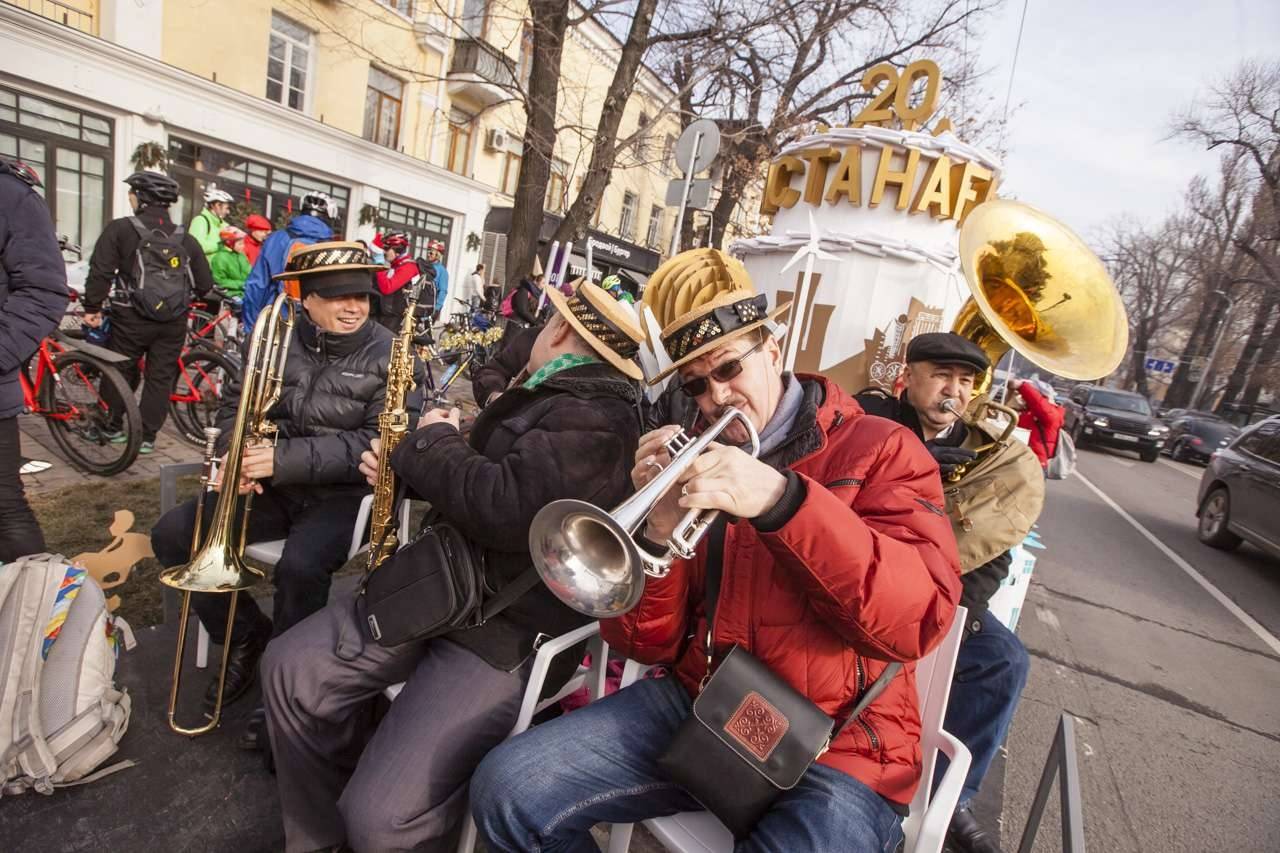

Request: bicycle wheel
left=189, top=308, right=239, bottom=356
left=170, top=347, right=239, bottom=446
left=40, top=352, right=142, bottom=475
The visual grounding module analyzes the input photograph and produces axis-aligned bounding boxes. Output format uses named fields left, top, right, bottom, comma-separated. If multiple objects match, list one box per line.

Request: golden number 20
left=852, top=60, right=942, bottom=130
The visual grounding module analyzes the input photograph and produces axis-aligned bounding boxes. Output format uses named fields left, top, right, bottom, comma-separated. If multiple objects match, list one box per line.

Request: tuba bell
left=529, top=408, right=760, bottom=618
left=952, top=198, right=1128, bottom=395
left=160, top=290, right=296, bottom=735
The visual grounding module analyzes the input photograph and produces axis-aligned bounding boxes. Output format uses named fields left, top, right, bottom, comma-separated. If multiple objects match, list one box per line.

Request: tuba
left=529, top=408, right=759, bottom=618
left=160, top=290, right=296, bottom=735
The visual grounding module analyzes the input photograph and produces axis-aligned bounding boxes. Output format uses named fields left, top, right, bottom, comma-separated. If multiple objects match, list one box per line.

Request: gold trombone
left=160, top=291, right=296, bottom=735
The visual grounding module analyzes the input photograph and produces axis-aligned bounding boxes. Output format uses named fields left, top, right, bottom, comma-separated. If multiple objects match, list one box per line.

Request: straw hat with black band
left=272, top=240, right=385, bottom=299
left=543, top=281, right=645, bottom=381
left=645, top=249, right=790, bottom=383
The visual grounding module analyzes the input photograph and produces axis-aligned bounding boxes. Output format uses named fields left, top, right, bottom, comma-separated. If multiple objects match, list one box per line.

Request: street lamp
left=1192, top=289, right=1237, bottom=411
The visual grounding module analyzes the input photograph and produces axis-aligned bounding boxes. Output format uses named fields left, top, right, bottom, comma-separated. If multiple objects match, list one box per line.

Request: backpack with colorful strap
left=0, top=553, right=136, bottom=796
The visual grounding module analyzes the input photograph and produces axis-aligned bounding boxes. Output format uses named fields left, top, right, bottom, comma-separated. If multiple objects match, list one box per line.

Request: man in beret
left=151, top=241, right=413, bottom=748
left=857, top=331, right=1042, bottom=853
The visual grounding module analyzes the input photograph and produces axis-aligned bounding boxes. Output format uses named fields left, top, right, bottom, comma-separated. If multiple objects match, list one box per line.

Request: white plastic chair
left=381, top=621, right=610, bottom=853
left=194, top=493, right=410, bottom=667
left=606, top=607, right=971, bottom=853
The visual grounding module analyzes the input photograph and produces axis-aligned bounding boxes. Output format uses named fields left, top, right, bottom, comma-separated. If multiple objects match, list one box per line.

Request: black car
left=1163, top=416, right=1240, bottom=464
left=1197, top=416, right=1280, bottom=559
left=1063, top=387, right=1168, bottom=462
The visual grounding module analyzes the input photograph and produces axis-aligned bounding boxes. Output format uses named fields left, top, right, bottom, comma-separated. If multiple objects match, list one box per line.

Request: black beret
left=905, top=332, right=990, bottom=373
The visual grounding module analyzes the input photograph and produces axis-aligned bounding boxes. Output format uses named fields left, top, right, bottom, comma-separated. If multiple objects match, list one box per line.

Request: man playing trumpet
left=472, top=249, right=962, bottom=851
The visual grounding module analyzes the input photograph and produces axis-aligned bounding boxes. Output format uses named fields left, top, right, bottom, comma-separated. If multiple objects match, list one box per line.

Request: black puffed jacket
left=216, top=314, right=416, bottom=501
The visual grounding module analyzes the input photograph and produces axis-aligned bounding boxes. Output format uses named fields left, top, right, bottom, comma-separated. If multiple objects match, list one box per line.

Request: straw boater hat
left=543, top=281, right=646, bottom=380
left=272, top=240, right=385, bottom=298
left=642, top=249, right=790, bottom=382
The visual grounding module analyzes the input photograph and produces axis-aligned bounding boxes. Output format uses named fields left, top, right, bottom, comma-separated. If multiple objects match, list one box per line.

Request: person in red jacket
left=373, top=231, right=428, bottom=331
left=242, top=213, right=273, bottom=267
left=1011, top=378, right=1064, bottom=468
left=470, top=252, right=962, bottom=852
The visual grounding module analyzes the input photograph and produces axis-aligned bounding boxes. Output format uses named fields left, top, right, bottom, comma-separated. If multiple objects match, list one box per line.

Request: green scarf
left=523, top=353, right=599, bottom=390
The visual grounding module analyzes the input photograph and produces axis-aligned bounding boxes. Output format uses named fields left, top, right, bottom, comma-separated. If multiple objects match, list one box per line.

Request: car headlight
left=1091, top=416, right=1109, bottom=427
left=1149, top=426, right=1169, bottom=436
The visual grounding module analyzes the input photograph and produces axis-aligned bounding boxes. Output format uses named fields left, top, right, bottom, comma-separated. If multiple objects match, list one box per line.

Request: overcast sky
left=975, top=0, right=1280, bottom=243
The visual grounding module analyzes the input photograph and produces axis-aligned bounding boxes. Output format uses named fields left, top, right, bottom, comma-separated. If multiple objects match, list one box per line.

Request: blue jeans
left=935, top=609, right=1030, bottom=806
left=471, top=675, right=905, bottom=853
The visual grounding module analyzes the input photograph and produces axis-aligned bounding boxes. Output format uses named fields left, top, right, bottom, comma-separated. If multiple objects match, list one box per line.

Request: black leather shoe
left=203, top=617, right=272, bottom=710
left=237, top=706, right=267, bottom=751
left=947, top=806, right=1004, bottom=853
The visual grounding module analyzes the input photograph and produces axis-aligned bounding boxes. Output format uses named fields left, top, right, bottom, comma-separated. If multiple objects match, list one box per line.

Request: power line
left=1001, top=0, right=1030, bottom=138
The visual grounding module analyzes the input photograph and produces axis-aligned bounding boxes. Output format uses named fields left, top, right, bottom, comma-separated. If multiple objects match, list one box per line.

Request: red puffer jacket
left=601, top=376, right=961, bottom=807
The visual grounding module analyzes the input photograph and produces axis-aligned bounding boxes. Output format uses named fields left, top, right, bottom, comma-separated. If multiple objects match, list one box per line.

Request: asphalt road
left=993, top=444, right=1280, bottom=852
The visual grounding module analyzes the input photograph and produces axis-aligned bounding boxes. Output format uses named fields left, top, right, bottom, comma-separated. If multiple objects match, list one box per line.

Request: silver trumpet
left=529, top=408, right=760, bottom=618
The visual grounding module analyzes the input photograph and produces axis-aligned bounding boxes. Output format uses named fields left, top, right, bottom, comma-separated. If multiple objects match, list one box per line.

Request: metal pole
left=1192, top=290, right=1236, bottom=410
left=669, top=132, right=703, bottom=258
left=585, top=236, right=594, bottom=283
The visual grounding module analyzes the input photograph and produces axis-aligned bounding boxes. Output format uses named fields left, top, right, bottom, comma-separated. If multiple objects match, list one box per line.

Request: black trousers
left=0, top=416, right=46, bottom=561
left=104, top=306, right=187, bottom=442
left=150, top=484, right=366, bottom=644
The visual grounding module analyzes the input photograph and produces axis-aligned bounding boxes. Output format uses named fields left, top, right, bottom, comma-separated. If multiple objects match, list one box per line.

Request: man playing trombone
left=151, top=242, right=404, bottom=747
left=471, top=250, right=962, bottom=851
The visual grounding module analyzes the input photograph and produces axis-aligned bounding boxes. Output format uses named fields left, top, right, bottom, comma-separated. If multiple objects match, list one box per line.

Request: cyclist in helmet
left=210, top=226, right=251, bottom=298
left=374, top=231, right=432, bottom=331
left=0, top=156, right=68, bottom=560
left=600, top=274, right=635, bottom=304
left=427, top=239, right=450, bottom=316
left=190, top=184, right=234, bottom=261
left=241, top=191, right=335, bottom=333
left=83, top=171, right=214, bottom=454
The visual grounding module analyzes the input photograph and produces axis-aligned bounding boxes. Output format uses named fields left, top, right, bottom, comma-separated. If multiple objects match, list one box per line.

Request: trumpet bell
left=529, top=499, right=645, bottom=619
left=159, top=543, right=264, bottom=593
left=957, top=199, right=1128, bottom=382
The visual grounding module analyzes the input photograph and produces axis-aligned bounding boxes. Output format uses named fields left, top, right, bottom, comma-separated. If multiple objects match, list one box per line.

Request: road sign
left=665, top=178, right=712, bottom=209
left=674, top=119, right=720, bottom=175
left=1144, top=357, right=1175, bottom=374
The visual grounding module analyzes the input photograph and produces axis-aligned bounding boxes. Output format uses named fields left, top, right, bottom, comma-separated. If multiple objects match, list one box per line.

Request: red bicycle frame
left=21, top=337, right=99, bottom=422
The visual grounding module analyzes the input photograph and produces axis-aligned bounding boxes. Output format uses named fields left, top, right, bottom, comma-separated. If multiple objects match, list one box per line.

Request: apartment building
left=2, top=0, right=692, bottom=297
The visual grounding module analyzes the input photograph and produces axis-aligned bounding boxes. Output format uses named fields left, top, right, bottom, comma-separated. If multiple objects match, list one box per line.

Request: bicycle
left=168, top=345, right=241, bottom=446
left=20, top=331, right=143, bottom=475
left=188, top=288, right=241, bottom=357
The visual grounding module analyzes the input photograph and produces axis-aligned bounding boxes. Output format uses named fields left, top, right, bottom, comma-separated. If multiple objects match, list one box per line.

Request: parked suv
left=1197, top=416, right=1280, bottom=559
left=1064, top=387, right=1168, bottom=462
left=1163, top=416, right=1240, bottom=465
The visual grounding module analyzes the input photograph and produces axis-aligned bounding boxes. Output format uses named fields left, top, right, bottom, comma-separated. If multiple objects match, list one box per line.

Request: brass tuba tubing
left=528, top=408, right=760, bottom=618
left=160, top=291, right=294, bottom=735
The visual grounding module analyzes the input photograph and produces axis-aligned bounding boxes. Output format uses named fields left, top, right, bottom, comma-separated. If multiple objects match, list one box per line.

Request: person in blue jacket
left=240, top=192, right=335, bottom=333
left=428, top=239, right=449, bottom=316
left=0, top=157, right=69, bottom=560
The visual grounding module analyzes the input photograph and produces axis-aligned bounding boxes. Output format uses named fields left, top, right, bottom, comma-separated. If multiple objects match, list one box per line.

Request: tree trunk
left=1240, top=310, right=1280, bottom=410
left=1130, top=330, right=1151, bottom=397
left=504, top=0, right=571, bottom=289
left=550, top=0, right=660, bottom=246
left=1165, top=291, right=1227, bottom=407
left=1218, top=295, right=1277, bottom=409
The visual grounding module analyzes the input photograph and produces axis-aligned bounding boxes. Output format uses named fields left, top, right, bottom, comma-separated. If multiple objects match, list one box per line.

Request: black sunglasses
left=678, top=339, right=768, bottom=398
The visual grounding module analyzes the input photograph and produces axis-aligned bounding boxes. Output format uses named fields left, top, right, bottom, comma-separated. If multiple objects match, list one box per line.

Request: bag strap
left=700, top=518, right=900, bottom=738
left=480, top=567, right=541, bottom=622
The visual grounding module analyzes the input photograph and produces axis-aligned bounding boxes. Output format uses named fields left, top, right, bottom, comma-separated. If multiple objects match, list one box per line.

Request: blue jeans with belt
left=936, top=609, right=1031, bottom=806
left=470, top=674, right=905, bottom=853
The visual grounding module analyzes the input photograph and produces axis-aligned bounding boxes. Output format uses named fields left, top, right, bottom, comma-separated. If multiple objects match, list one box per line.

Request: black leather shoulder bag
left=655, top=521, right=901, bottom=839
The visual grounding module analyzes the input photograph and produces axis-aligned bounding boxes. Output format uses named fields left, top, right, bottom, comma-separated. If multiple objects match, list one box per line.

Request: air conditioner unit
left=485, top=128, right=509, bottom=152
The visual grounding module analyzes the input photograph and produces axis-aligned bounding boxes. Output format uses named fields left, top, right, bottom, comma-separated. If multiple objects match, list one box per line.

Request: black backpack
left=126, top=217, right=192, bottom=322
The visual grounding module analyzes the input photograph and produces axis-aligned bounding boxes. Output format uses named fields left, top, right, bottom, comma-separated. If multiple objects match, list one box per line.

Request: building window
left=0, top=86, right=113, bottom=253
left=662, top=134, right=677, bottom=167
left=377, top=0, right=415, bottom=16
left=500, top=152, right=522, bottom=195
left=635, top=113, right=649, bottom=159
left=378, top=197, right=455, bottom=261
left=267, top=13, right=312, bottom=111
left=517, top=24, right=535, bottom=88
left=546, top=160, right=567, bottom=213
left=364, top=67, right=404, bottom=148
left=168, top=137, right=350, bottom=233
left=446, top=109, right=474, bottom=175
left=461, top=0, right=488, bottom=39
left=645, top=205, right=663, bottom=248
left=619, top=192, right=638, bottom=240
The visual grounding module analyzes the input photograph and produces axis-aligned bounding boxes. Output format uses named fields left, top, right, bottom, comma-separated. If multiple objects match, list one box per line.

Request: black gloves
left=929, top=445, right=977, bottom=478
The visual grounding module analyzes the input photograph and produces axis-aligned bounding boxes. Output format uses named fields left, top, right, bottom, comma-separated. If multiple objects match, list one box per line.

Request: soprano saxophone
left=368, top=278, right=425, bottom=571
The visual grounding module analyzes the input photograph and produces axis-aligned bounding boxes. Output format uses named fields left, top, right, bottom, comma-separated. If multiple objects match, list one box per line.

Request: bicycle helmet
left=124, top=171, right=180, bottom=206
left=203, top=184, right=234, bottom=204
left=382, top=231, right=410, bottom=252
left=0, top=156, right=43, bottom=188
left=220, top=225, right=245, bottom=247
left=299, top=191, right=337, bottom=221
left=427, top=239, right=446, bottom=257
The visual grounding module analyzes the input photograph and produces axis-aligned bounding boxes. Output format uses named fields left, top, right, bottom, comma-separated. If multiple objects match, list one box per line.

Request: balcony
left=3, top=0, right=97, bottom=35
left=447, top=38, right=517, bottom=107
